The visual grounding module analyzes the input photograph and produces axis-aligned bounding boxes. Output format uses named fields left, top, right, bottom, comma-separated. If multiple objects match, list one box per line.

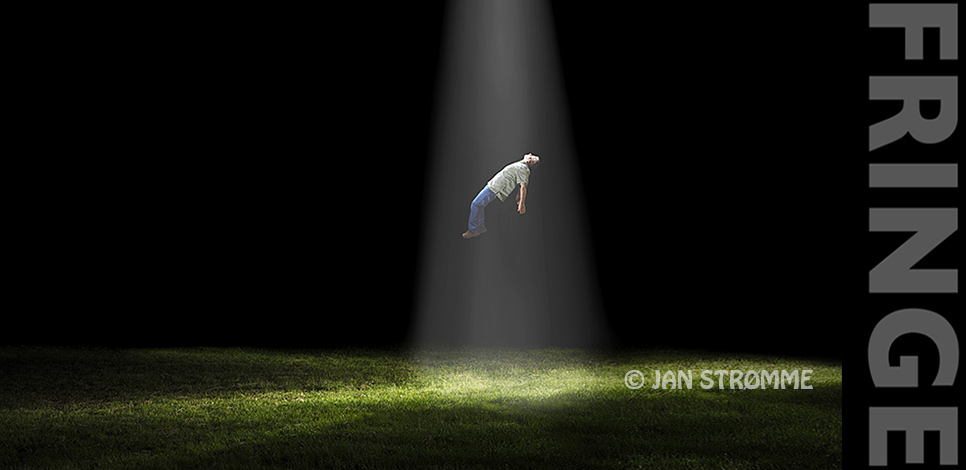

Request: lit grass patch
left=0, top=347, right=841, bottom=469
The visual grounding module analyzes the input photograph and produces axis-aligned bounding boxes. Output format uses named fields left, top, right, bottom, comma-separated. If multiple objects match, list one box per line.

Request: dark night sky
left=11, top=3, right=889, bottom=357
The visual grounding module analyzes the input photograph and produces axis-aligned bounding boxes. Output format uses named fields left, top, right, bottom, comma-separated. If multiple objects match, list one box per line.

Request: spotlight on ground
left=410, top=0, right=609, bottom=348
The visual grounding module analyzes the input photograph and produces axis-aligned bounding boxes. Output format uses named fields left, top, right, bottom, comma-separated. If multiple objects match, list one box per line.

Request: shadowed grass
left=0, top=347, right=840, bottom=469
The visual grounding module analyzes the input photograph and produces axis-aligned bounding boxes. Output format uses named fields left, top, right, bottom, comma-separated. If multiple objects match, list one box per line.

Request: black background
left=13, top=2, right=868, bottom=354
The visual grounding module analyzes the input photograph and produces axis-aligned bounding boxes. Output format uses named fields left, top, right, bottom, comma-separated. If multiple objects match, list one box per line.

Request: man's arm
left=517, top=183, right=527, bottom=214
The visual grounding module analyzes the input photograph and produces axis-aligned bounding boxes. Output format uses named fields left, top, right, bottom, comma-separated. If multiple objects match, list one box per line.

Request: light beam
left=411, top=0, right=608, bottom=348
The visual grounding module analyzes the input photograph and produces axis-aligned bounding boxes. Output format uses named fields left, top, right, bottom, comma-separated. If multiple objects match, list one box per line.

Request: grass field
left=0, top=347, right=841, bottom=469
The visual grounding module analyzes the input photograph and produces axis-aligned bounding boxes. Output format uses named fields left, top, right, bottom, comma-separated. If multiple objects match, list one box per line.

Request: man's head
left=523, top=153, right=540, bottom=167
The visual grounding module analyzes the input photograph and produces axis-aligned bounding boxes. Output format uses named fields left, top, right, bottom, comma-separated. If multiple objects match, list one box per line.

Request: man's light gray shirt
left=486, top=161, right=530, bottom=202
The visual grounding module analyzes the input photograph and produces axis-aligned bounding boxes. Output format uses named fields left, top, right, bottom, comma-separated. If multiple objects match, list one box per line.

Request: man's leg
left=464, top=186, right=496, bottom=238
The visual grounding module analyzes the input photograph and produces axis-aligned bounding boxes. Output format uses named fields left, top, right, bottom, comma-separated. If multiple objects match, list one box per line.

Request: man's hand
left=517, top=203, right=526, bottom=215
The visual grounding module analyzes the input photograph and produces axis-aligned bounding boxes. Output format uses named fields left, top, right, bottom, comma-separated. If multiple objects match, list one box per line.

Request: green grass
left=0, top=347, right=841, bottom=469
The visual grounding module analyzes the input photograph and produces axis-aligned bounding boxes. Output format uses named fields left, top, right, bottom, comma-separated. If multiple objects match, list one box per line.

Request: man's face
left=524, top=154, right=539, bottom=166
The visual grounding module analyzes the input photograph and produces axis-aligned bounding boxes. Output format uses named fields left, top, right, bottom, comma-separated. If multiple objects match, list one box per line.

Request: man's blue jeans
left=468, top=186, right=497, bottom=233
